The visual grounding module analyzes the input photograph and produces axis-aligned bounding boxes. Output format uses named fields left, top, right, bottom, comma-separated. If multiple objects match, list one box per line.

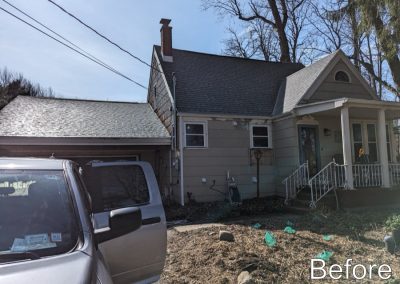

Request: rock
left=219, top=230, right=234, bottom=242
left=237, top=271, right=253, bottom=284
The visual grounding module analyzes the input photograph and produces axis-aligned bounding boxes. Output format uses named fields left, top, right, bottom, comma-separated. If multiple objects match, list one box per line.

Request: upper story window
left=184, top=122, right=207, bottom=148
left=335, top=71, right=350, bottom=83
left=250, top=125, right=271, bottom=148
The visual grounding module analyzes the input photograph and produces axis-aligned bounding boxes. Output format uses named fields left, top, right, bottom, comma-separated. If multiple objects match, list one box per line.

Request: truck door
left=83, top=161, right=167, bottom=284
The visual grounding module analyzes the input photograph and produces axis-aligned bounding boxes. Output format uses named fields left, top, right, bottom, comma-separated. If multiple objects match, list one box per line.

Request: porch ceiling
left=294, top=98, right=400, bottom=120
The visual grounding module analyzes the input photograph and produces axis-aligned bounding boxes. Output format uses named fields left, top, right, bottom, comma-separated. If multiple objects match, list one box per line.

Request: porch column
left=378, top=108, right=390, bottom=187
left=341, top=107, right=354, bottom=189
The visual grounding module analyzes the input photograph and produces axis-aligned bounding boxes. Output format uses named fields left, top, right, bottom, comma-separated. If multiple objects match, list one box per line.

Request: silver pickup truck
left=0, top=158, right=167, bottom=284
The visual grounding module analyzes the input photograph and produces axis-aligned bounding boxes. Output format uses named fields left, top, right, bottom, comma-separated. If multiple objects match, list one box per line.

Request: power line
left=47, top=0, right=161, bottom=73
left=0, top=5, right=147, bottom=89
left=1, top=0, right=124, bottom=80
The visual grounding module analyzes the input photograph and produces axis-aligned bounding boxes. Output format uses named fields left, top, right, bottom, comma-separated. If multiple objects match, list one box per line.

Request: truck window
left=0, top=170, right=80, bottom=262
left=83, top=165, right=149, bottom=213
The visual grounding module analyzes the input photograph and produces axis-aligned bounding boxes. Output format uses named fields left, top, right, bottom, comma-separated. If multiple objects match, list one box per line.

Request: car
left=0, top=158, right=167, bottom=284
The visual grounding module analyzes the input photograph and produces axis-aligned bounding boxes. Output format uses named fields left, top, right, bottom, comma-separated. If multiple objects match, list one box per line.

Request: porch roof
left=293, top=98, right=400, bottom=119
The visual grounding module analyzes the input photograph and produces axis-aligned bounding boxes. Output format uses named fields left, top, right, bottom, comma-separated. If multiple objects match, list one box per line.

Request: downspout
left=171, top=73, right=184, bottom=206
left=179, top=115, right=185, bottom=206
left=168, top=73, right=176, bottom=202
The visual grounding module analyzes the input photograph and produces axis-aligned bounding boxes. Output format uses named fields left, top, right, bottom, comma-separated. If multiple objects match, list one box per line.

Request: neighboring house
left=148, top=19, right=400, bottom=207
left=0, top=96, right=171, bottom=194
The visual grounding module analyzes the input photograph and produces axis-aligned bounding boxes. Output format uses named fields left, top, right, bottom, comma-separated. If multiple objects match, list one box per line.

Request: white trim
left=183, top=121, right=208, bottom=148
left=302, top=52, right=377, bottom=101
left=250, top=124, right=272, bottom=149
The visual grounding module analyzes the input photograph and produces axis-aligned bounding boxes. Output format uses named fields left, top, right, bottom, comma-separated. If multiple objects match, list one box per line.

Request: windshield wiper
left=0, top=251, right=41, bottom=261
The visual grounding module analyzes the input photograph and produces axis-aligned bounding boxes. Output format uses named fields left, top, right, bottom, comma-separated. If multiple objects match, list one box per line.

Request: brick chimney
left=160, top=18, right=173, bottom=62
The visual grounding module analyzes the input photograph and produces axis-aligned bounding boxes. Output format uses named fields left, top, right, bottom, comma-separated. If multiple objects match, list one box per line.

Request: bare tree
left=203, top=0, right=312, bottom=63
left=0, top=67, right=55, bottom=109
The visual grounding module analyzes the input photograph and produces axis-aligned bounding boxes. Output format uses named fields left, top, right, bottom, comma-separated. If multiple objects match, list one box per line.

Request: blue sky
left=0, top=0, right=228, bottom=102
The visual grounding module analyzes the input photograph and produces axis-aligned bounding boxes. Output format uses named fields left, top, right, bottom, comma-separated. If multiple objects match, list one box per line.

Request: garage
left=0, top=96, right=171, bottom=194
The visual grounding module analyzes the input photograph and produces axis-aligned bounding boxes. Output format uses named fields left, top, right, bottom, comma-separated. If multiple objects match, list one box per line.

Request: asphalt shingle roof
left=272, top=51, right=339, bottom=115
left=155, top=46, right=304, bottom=116
left=0, top=96, right=170, bottom=139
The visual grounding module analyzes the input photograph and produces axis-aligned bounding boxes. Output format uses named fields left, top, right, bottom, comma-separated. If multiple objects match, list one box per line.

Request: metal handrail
left=283, top=161, right=309, bottom=204
left=308, top=161, right=346, bottom=208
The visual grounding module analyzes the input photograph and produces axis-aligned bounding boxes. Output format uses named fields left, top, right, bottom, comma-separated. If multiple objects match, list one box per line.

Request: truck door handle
left=142, top=217, right=161, bottom=225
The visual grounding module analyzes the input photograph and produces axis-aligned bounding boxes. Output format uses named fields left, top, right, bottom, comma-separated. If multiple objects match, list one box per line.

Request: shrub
left=385, top=214, right=400, bottom=231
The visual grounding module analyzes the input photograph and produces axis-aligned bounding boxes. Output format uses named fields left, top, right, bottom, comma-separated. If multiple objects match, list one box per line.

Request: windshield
left=0, top=170, right=80, bottom=262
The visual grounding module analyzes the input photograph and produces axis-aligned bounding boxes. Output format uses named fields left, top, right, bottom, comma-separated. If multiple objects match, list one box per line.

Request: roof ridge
left=154, top=45, right=304, bottom=66
left=283, top=51, right=338, bottom=80
left=16, top=95, right=146, bottom=105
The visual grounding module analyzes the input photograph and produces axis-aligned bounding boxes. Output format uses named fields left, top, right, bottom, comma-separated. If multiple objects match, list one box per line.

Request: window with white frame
left=352, top=123, right=363, bottom=163
left=386, top=124, right=392, bottom=162
left=351, top=122, right=392, bottom=163
left=184, top=122, right=207, bottom=148
left=251, top=125, right=271, bottom=148
left=366, top=123, right=378, bottom=163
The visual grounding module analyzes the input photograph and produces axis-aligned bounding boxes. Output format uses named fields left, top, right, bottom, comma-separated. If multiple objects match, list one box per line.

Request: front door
left=298, top=125, right=320, bottom=176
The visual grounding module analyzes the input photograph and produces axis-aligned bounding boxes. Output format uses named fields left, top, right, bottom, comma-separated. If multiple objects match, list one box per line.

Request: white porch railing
left=389, top=163, right=400, bottom=186
left=352, top=164, right=382, bottom=187
left=283, top=161, right=309, bottom=203
left=309, top=161, right=345, bottom=207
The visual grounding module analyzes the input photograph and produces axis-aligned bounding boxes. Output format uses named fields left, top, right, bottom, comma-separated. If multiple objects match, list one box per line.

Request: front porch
left=284, top=98, right=400, bottom=208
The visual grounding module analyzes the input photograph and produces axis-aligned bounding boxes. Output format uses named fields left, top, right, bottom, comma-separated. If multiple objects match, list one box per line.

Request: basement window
left=184, top=122, right=207, bottom=148
left=251, top=125, right=271, bottom=148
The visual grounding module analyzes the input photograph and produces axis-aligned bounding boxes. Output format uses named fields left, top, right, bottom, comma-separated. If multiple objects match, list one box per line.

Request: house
left=147, top=19, right=400, bottom=207
left=0, top=96, right=172, bottom=195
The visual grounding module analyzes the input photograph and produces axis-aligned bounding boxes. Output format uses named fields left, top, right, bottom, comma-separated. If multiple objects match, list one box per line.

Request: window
left=0, top=170, right=80, bottom=261
left=83, top=165, right=150, bottom=213
left=351, top=122, right=392, bottom=163
left=335, top=71, right=350, bottom=82
left=386, top=124, right=392, bottom=162
left=184, top=122, right=207, bottom=148
left=352, top=123, right=363, bottom=163
left=366, top=124, right=378, bottom=163
left=251, top=125, right=270, bottom=148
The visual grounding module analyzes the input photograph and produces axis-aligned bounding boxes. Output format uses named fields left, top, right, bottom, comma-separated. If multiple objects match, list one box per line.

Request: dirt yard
left=161, top=208, right=400, bottom=283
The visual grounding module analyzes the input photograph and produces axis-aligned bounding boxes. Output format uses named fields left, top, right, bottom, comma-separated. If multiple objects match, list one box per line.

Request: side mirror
left=94, top=207, right=142, bottom=243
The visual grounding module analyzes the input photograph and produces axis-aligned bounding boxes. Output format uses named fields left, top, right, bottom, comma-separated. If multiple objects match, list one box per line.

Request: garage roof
left=0, top=96, right=170, bottom=142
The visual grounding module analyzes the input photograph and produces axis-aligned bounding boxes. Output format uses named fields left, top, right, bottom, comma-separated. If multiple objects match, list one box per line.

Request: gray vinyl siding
left=308, top=61, right=375, bottom=103
left=182, top=118, right=274, bottom=202
left=147, top=53, right=174, bottom=134
left=273, top=116, right=299, bottom=196
left=314, top=116, right=343, bottom=166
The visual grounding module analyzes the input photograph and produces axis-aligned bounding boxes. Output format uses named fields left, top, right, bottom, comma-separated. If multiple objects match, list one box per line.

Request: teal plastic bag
left=323, top=234, right=332, bottom=241
left=252, top=223, right=262, bottom=229
left=316, top=250, right=333, bottom=262
left=283, top=226, right=296, bottom=234
left=264, top=231, right=276, bottom=247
